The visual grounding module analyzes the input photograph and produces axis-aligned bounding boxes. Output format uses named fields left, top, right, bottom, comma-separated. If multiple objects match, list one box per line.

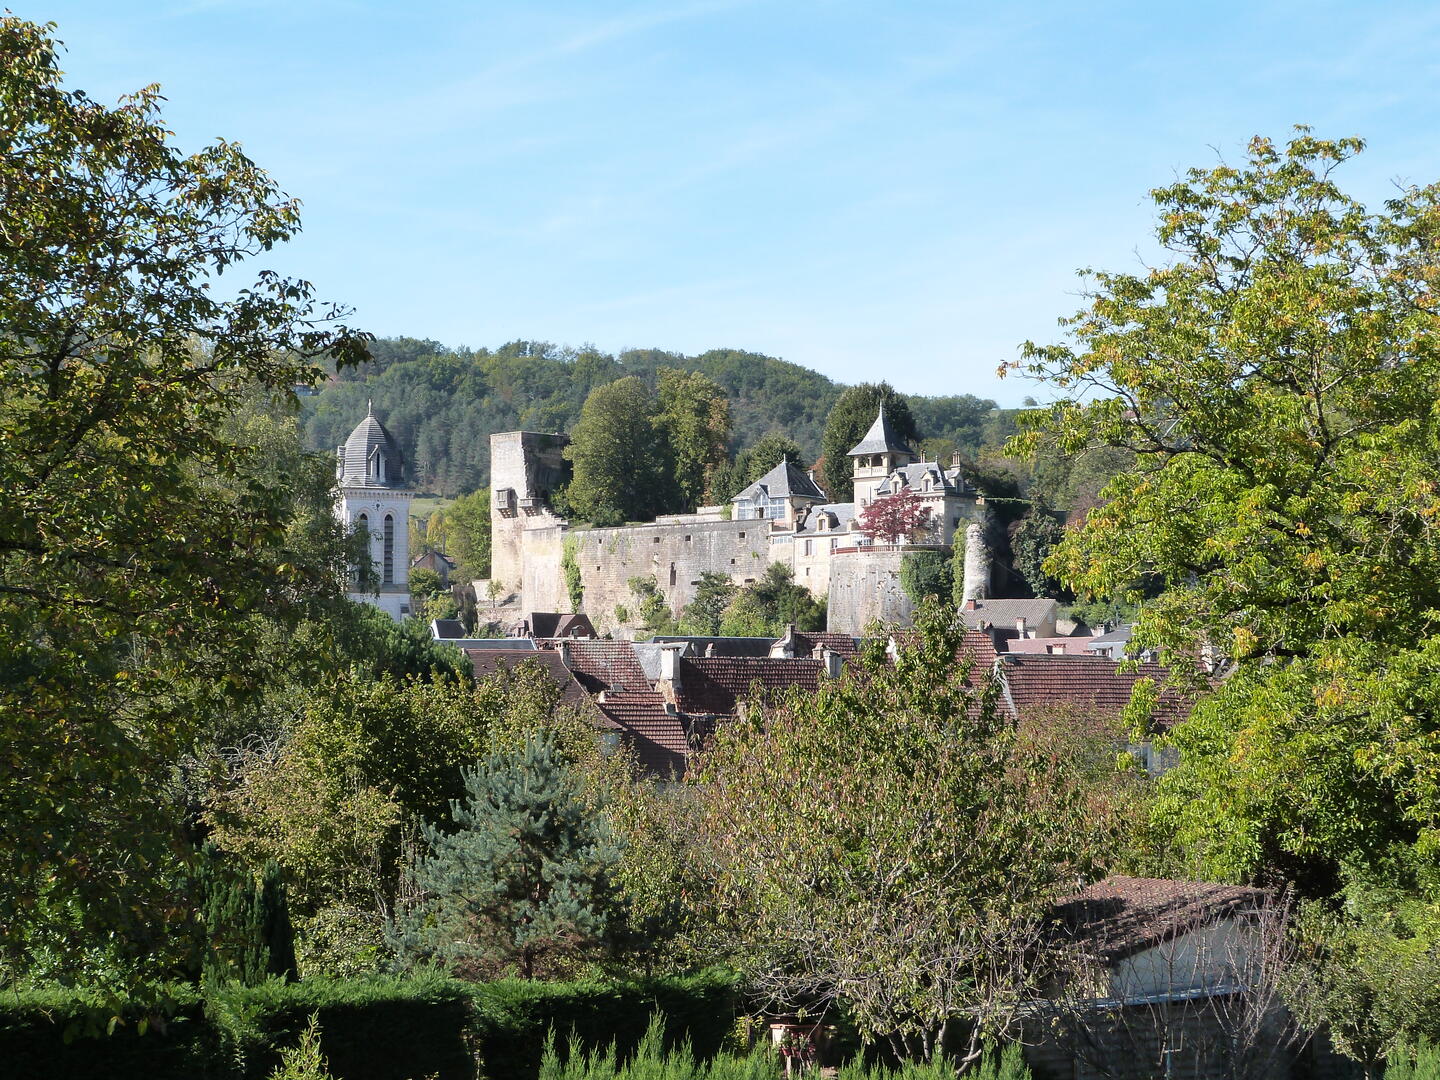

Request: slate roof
left=558, top=640, right=650, bottom=694
left=648, top=635, right=776, bottom=657
left=1052, top=876, right=1267, bottom=963
left=996, top=654, right=1195, bottom=728
left=795, top=502, right=857, bottom=534
left=874, top=462, right=974, bottom=498
left=675, top=656, right=824, bottom=716
left=732, top=459, right=827, bottom=504
left=464, top=649, right=597, bottom=713
left=848, top=405, right=915, bottom=457
left=960, top=598, right=1060, bottom=632
left=595, top=691, right=689, bottom=777
left=528, top=612, right=596, bottom=638
left=338, top=406, right=405, bottom=488
left=431, top=619, right=466, bottom=639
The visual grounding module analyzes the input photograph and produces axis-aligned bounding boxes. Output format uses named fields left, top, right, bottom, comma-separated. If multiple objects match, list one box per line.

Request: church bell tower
left=335, top=403, right=413, bottom=621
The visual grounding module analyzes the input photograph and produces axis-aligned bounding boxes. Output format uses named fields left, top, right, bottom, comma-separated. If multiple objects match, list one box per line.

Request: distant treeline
left=302, top=338, right=1019, bottom=497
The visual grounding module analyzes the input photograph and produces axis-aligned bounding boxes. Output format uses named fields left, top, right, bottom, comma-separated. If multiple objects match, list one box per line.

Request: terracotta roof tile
left=998, top=654, right=1195, bottom=728
left=595, top=690, right=689, bottom=777
left=1053, top=875, right=1268, bottom=962
left=554, top=640, right=650, bottom=694
left=464, top=649, right=598, bottom=713
left=788, top=632, right=863, bottom=659
left=676, top=656, right=824, bottom=716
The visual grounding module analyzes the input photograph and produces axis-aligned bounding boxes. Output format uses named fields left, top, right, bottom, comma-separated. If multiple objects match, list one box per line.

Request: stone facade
left=486, top=408, right=996, bottom=638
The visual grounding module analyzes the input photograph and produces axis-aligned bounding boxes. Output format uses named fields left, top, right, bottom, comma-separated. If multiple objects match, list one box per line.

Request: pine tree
left=394, top=731, right=624, bottom=979
left=197, top=845, right=298, bottom=985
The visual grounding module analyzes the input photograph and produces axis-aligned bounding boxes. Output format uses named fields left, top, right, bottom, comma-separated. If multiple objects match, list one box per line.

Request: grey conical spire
left=847, top=404, right=914, bottom=457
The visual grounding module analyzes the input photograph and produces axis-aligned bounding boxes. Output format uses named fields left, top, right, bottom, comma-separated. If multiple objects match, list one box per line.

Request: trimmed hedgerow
left=213, top=970, right=473, bottom=1080
left=466, top=969, right=740, bottom=1080
left=0, top=985, right=219, bottom=1080
left=0, top=970, right=739, bottom=1080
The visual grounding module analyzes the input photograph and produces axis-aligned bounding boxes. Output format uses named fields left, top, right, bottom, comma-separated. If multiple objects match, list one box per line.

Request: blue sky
left=24, top=1, right=1440, bottom=403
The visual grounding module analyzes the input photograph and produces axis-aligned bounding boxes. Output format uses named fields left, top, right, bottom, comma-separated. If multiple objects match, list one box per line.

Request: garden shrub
left=0, top=984, right=219, bottom=1079
left=0, top=970, right=738, bottom=1080
left=212, top=972, right=473, bottom=1080
left=467, top=970, right=740, bottom=1080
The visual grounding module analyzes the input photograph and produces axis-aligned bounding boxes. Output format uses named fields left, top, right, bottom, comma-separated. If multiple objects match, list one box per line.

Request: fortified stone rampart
left=489, top=426, right=998, bottom=639
left=826, top=547, right=918, bottom=635
left=571, top=518, right=772, bottom=636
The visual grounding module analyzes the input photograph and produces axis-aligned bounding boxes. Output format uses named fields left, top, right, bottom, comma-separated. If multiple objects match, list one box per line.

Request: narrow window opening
left=383, top=513, right=395, bottom=584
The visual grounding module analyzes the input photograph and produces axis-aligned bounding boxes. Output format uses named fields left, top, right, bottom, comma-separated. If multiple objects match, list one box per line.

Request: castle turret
left=848, top=405, right=915, bottom=506
left=335, top=404, right=413, bottom=621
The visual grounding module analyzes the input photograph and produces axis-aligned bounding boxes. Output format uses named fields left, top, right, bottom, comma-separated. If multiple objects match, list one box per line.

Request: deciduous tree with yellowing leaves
left=1009, top=129, right=1440, bottom=1063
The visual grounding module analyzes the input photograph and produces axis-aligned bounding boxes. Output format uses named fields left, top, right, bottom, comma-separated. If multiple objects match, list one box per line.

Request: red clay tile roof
left=1053, top=875, right=1267, bottom=962
left=554, top=640, right=650, bottom=694
left=997, top=654, right=1195, bottom=729
left=676, top=656, right=824, bottom=716
left=788, top=632, right=863, bottom=659
left=464, top=649, right=599, bottom=714
left=595, top=690, right=689, bottom=777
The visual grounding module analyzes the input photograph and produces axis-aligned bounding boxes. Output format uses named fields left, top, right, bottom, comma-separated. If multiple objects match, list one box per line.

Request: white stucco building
left=335, top=405, right=413, bottom=621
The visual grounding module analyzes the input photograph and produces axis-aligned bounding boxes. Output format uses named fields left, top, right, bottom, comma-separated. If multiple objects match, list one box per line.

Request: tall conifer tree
left=394, top=731, right=624, bottom=979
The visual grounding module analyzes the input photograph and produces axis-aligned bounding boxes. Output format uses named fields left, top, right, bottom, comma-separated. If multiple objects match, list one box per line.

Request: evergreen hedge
left=0, top=970, right=739, bottom=1080
left=467, top=970, right=740, bottom=1080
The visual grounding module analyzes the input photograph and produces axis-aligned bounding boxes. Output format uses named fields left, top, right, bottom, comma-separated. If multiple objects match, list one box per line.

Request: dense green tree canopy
left=564, top=377, right=669, bottom=526
left=0, top=16, right=367, bottom=981
left=1011, top=130, right=1440, bottom=1059
left=820, top=382, right=920, bottom=500
left=394, top=730, right=625, bottom=980
left=654, top=367, right=732, bottom=509
left=694, top=600, right=1110, bottom=1063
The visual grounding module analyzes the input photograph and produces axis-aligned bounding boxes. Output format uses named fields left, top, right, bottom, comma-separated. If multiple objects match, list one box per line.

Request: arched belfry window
left=383, top=513, right=395, bottom=584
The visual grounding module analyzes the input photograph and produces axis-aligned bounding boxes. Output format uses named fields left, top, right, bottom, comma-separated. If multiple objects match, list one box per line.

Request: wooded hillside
left=301, top=338, right=1015, bottom=496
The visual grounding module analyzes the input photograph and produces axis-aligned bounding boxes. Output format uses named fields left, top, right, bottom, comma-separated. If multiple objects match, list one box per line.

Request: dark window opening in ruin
left=738, top=532, right=746, bottom=538
left=669, top=563, right=677, bottom=586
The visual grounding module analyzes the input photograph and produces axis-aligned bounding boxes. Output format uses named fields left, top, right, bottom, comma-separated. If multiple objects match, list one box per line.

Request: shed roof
left=1052, top=876, right=1268, bottom=962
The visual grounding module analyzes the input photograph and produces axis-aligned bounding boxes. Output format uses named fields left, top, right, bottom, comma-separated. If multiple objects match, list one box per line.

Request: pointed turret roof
left=847, top=404, right=914, bottom=457
left=338, top=406, right=405, bottom=488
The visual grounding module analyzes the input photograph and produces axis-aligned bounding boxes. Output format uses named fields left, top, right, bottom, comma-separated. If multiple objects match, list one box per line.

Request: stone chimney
left=557, top=640, right=571, bottom=667
left=771, top=624, right=798, bottom=659
left=820, top=647, right=844, bottom=679
left=965, top=597, right=978, bottom=611
left=1016, top=616, right=1027, bottom=638
left=658, top=644, right=684, bottom=704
